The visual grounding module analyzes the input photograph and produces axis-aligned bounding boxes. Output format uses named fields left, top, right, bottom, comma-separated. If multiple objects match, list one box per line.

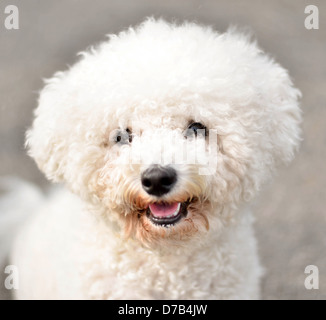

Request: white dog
left=6, top=19, right=301, bottom=299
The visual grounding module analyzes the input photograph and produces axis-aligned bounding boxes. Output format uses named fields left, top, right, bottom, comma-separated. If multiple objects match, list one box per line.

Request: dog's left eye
left=113, top=128, right=132, bottom=145
left=184, top=122, right=207, bottom=138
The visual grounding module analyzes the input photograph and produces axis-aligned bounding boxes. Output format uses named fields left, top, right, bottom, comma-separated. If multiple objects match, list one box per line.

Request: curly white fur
left=9, top=18, right=301, bottom=299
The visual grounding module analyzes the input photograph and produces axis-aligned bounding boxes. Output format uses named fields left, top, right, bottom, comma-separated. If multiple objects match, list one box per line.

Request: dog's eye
left=185, top=122, right=207, bottom=138
left=113, top=128, right=132, bottom=145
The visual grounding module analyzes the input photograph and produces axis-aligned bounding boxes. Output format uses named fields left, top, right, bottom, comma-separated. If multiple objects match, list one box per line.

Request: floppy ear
left=26, top=71, right=71, bottom=182
left=216, top=31, right=302, bottom=203
left=261, top=62, right=302, bottom=168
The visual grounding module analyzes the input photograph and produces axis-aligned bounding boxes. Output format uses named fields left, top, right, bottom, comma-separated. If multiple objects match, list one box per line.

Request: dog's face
left=27, top=20, right=301, bottom=248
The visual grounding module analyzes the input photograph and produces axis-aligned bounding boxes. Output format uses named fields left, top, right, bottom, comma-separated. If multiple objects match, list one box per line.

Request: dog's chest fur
left=79, top=206, right=261, bottom=299
left=12, top=191, right=261, bottom=299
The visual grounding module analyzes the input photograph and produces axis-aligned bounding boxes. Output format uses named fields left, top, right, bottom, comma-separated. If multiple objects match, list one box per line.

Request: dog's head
left=26, top=19, right=301, bottom=248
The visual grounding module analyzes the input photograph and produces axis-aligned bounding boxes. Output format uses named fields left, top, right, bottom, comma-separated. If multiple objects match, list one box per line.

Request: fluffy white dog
left=7, top=19, right=301, bottom=299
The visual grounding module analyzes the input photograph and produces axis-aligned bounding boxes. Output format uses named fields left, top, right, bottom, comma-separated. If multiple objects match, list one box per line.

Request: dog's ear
left=261, top=63, right=302, bottom=168
left=26, top=72, right=71, bottom=182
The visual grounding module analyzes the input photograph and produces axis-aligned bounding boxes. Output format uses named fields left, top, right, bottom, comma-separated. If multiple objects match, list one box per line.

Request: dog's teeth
left=166, top=203, right=181, bottom=218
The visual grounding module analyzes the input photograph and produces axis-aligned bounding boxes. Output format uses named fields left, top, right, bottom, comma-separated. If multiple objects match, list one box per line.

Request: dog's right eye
left=184, top=122, right=207, bottom=139
left=113, top=128, right=132, bottom=145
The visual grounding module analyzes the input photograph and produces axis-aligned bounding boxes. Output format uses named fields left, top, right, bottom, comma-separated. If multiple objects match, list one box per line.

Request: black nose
left=141, top=165, right=177, bottom=197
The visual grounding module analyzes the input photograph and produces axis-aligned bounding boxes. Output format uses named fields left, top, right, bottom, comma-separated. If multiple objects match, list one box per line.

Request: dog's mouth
left=146, top=200, right=190, bottom=227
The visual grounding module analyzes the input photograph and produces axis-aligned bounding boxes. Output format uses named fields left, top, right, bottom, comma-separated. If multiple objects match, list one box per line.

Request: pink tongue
left=149, top=202, right=180, bottom=218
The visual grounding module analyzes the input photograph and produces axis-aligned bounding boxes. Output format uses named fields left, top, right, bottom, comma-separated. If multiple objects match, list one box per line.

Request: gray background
left=0, top=0, right=325, bottom=300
